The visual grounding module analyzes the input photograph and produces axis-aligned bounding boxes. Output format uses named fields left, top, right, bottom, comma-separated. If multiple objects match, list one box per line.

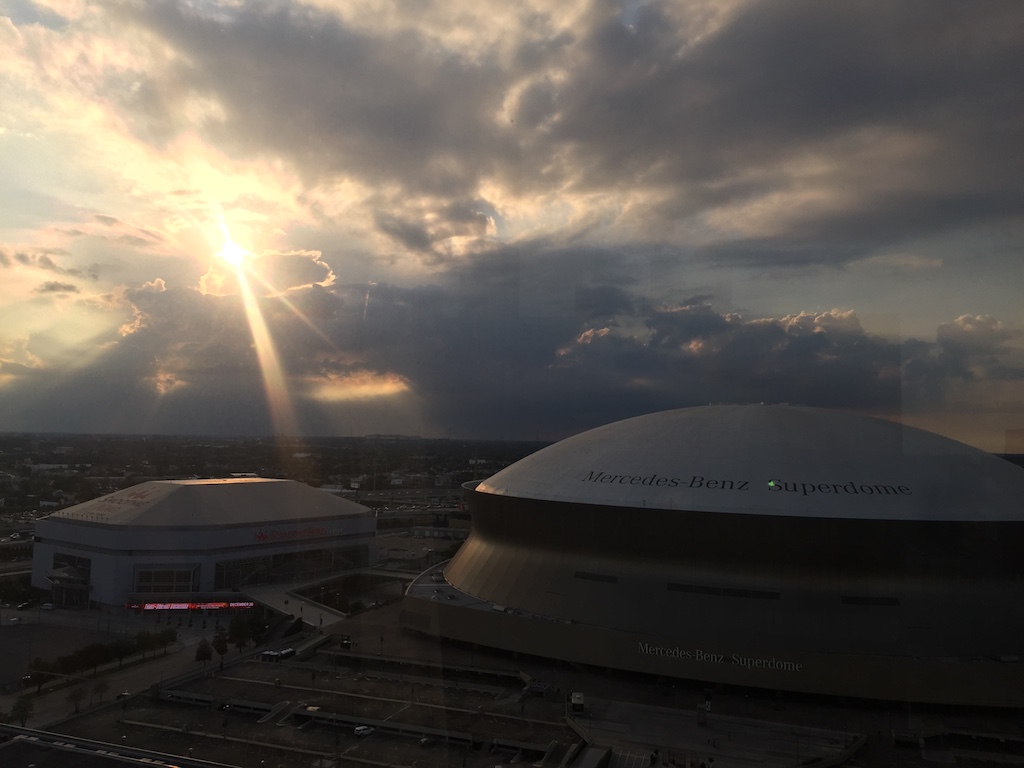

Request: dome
left=404, top=405, right=1024, bottom=706
left=477, top=405, right=1024, bottom=521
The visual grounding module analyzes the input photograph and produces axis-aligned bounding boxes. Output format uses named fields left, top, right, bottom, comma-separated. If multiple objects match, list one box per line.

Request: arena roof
left=44, top=477, right=369, bottom=527
left=476, top=405, right=1024, bottom=521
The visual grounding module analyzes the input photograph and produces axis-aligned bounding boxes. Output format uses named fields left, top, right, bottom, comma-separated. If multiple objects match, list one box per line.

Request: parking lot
left=52, top=632, right=578, bottom=768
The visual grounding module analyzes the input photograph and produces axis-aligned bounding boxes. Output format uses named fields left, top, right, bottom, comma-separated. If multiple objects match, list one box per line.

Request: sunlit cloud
left=148, top=364, right=186, bottom=396
left=307, top=371, right=411, bottom=402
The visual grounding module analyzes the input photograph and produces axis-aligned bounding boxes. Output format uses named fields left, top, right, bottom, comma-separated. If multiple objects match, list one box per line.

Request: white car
left=354, top=726, right=374, bottom=736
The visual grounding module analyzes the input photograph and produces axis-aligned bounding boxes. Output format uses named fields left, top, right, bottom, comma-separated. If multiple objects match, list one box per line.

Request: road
left=0, top=609, right=219, bottom=728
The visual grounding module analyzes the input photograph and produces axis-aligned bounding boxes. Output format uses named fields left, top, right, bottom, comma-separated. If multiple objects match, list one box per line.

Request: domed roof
left=44, top=477, right=368, bottom=527
left=476, top=405, right=1024, bottom=521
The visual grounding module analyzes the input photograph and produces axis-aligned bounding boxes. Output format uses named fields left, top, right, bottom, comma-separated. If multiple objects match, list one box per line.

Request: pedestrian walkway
left=240, top=583, right=350, bottom=627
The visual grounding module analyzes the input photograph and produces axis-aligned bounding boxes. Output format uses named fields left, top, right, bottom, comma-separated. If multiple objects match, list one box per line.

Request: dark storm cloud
left=313, top=274, right=998, bottom=439
left=0, top=250, right=1016, bottom=437
left=291, top=244, right=1017, bottom=437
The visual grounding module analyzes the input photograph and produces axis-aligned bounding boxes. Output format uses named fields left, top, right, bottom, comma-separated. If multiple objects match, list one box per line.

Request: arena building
left=402, top=405, right=1024, bottom=706
left=32, top=478, right=375, bottom=609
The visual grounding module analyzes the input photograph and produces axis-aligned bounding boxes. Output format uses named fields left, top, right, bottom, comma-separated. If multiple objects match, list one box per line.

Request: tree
left=67, top=686, right=86, bottom=714
left=28, top=658, right=51, bottom=694
left=227, top=617, right=251, bottom=652
left=11, top=696, right=32, bottom=726
left=157, top=628, right=177, bottom=654
left=92, top=679, right=110, bottom=704
left=136, top=630, right=157, bottom=659
left=211, top=631, right=228, bottom=668
left=195, top=638, right=213, bottom=665
left=110, top=639, right=133, bottom=669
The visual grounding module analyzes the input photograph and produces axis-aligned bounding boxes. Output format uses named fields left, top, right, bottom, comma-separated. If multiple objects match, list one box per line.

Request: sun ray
left=214, top=218, right=300, bottom=436
left=237, top=270, right=300, bottom=436
left=244, top=268, right=339, bottom=351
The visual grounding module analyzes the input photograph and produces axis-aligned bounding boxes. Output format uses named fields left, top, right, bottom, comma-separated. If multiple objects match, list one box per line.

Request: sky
left=0, top=0, right=1023, bottom=451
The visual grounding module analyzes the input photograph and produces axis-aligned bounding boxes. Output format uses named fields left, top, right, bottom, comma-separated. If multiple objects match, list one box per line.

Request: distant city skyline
left=1, top=1, right=1023, bottom=451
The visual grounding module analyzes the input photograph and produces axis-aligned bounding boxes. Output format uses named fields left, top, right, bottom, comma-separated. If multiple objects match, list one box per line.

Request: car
left=16, top=601, right=32, bottom=611
left=116, top=690, right=131, bottom=699
left=40, top=602, right=54, bottom=610
left=9, top=616, right=21, bottom=623
left=354, top=726, right=374, bottom=736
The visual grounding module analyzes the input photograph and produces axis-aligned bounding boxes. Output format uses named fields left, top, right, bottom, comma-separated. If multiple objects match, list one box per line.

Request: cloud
left=937, top=314, right=1016, bottom=356
left=92, top=0, right=1019, bottom=272
left=106, top=244, right=982, bottom=439
left=0, top=248, right=96, bottom=279
left=0, top=249, right=1021, bottom=444
left=35, top=280, right=80, bottom=294
left=73, top=214, right=167, bottom=247
left=0, top=1, right=1022, bottom=449
left=250, top=250, right=335, bottom=293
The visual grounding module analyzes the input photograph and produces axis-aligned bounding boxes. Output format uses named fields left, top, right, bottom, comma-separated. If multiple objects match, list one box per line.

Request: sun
left=215, top=219, right=252, bottom=269
left=218, top=237, right=250, bottom=268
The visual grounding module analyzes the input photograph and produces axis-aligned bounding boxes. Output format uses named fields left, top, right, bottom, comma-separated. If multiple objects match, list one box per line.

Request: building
left=32, top=478, right=375, bottom=609
left=402, top=405, right=1024, bottom=706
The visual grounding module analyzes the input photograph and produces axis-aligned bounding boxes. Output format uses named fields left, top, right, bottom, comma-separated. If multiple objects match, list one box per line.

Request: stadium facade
left=402, top=405, right=1024, bottom=706
left=32, top=478, right=375, bottom=609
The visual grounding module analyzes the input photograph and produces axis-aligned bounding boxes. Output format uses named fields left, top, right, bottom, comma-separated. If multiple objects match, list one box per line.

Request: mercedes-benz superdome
left=402, top=404, right=1024, bottom=706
